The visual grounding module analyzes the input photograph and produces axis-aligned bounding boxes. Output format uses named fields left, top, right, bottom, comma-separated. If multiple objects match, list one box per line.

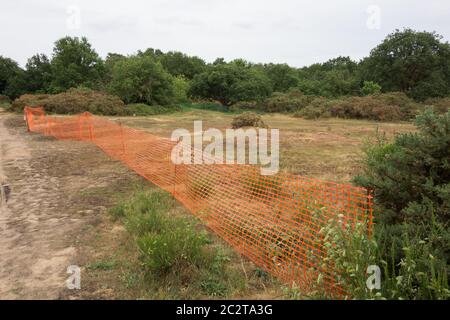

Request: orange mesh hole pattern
left=24, top=106, right=374, bottom=296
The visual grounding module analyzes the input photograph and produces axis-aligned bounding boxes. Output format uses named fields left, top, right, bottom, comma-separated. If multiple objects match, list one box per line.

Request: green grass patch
left=108, top=188, right=278, bottom=299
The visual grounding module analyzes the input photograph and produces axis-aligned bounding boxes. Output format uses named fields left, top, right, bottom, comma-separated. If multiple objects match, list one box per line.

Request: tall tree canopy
left=108, top=55, right=176, bottom=106
left=360, top=29, right=450, bottom=101
left=24, top=54, right=52, bottom=93
left=190, top=60, right=273, bottom=106
left=50, top=36, right=104, bottom=92
left=0, top=56, right=26, bottom=98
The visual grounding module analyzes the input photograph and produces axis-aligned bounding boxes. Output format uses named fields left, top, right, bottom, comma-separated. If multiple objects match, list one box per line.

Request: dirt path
left=0, top=114, right=137, bottom=299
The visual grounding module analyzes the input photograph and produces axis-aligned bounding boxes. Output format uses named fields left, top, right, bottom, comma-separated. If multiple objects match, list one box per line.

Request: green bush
left=231, top=112, right=266, bottom=129
left=347, top=109, right=450, bottom=299
left=108, top=55, right=176, bottom=106
left=10, top=93, right=51, bottom=112
left=361, top=81, right=382, bottom=96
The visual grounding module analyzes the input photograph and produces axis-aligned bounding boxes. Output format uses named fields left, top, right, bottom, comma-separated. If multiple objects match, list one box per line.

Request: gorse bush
left=343, top=108, right=449, bottom=299
left=231, top=112, right=266, bottom=129
left=11, top=88, right=125, bottom=115
left=355, top=109, right=449, bottom=247
left=260, top=91, right=314, bottom=113
left=10, top=88, right=181, bottom=115
left=425, top=97, right=450, bottom=114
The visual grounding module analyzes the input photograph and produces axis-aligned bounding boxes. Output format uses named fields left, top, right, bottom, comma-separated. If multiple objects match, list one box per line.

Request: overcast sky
left=1, top=0, right=450, bottom=68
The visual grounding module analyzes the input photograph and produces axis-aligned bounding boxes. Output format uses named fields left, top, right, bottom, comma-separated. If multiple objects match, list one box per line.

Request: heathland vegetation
left=2, top=27, right=449, bottom=299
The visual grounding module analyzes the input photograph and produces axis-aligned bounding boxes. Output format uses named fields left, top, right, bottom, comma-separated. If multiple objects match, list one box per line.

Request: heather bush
left=261, top=91, right=314, bottom=112
left=231, top=112, right=266, bottom=128
left=425, top=97, right=450, bottom=114
left=329, top=95, right=414, bottom=121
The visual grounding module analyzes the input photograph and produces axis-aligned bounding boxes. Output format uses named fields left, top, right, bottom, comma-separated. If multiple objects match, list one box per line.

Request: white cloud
left=1, top=0, right=449, bottom=67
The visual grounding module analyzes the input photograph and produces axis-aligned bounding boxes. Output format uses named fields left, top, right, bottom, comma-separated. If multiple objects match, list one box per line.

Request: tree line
left=1, top=28, right=450, bottom=106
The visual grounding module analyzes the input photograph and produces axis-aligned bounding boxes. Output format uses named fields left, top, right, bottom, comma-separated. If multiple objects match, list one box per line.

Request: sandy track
left=0, top=114, right=134, bottom=299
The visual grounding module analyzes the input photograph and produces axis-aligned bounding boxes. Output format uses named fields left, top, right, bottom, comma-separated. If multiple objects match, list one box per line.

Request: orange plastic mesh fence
left=24, top=106, right=373, bottom=296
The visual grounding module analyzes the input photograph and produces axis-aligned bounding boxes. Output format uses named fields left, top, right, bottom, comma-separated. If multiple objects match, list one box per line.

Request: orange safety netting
left=24, top=106, right=373, bottom=296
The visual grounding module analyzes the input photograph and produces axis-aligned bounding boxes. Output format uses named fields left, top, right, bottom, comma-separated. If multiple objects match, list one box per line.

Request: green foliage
left=159, top=51, right=206, bottom=79
left=311, top=216, right=449, bottom=300
left=50, top=37, right=105, bottom=92
left=0, top=56, right=27, bottom=98
left=297, top=56, right=360, bottom=97
left=24, top=54, right=52, bottom=93
left=263, top=63, right=299, bottom=92
left=172, top=76, right=190, bottom=103
left=109, top=189, right=248, bottom=298
left=231, top=112, right=266, bottom=129
left=108, top=55, right=176, bottom=106
left=190, top=60, right=272, bottom=106
left=350, top=109, right=450, bottom=298
left=361, top=81, right=382, bottom=96
left=360, top=29, right=450, bottom=101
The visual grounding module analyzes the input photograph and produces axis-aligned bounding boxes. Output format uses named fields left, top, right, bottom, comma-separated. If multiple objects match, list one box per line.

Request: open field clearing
left=115, top=109, right=416, bottom=182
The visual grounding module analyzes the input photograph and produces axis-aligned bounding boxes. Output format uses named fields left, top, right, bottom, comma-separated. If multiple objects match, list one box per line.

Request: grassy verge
left=98, top=187, right=283, bottom=299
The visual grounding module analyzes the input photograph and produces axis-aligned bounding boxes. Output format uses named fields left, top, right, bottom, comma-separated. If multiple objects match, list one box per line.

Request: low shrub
left=261, top=91, right=314, bottom=113
left=293, top=97, right=332, bottom=119
left=231, top=112, right=266, bottom=129
left=330, top=95, right=406, bottom=121
left=0, top=94, right=11, bottom=104
left=10, top=93, right=50, bottom=112
left=294, top=105, right=331, bottom=120
left=11, top=88, right=125, bottom=115
left=425, top=97, right=450, bottom=114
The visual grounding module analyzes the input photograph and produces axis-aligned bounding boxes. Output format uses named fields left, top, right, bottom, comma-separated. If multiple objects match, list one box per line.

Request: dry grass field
left=115, top=109, right=415, bottom=182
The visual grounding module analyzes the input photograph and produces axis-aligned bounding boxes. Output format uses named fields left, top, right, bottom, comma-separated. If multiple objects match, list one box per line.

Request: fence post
left=118, top=120, right=127, bottom=163
left=24, top=108, right=30, bottom=132
left=367, top=187, right=374, bottom=237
